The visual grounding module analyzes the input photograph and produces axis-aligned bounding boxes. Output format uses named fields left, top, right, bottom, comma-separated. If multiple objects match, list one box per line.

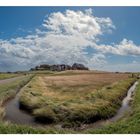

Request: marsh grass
left=86, top=79, right=140, bottom=134
left=19, top=72, right=135, bottom=127
left=0, top=120, right=76, bottom=134
left=0, top=71, right=139, bottom=133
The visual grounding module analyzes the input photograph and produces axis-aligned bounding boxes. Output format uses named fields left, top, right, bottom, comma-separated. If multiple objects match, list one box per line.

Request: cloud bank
left=0, top=8, right=140, bottom=71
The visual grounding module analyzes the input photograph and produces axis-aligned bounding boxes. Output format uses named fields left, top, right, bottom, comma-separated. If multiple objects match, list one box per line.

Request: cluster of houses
left=30, top=63, right=89, bottom=71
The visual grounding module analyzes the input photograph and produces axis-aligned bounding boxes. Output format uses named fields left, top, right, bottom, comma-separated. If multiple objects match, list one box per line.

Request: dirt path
left=0, top=75, right=25, bottom=85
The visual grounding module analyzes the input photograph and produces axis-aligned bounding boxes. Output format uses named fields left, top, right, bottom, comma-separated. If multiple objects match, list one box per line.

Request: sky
left=0, top=7, right=140, bottom=72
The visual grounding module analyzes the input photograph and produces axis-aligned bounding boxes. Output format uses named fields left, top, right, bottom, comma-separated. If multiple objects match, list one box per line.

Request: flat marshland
left=19, top=71, right=135, bottom=128
left=0, top=71, right=140, bottom=133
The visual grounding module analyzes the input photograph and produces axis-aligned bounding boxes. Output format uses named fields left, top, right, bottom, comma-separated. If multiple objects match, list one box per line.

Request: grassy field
left=0, top=78, right=140, bottom=134
left=0, top=71, right=139, bottom=133
left=19, top=71, right=135, bottom=128
left=0, top=75, right=33, bottom=120
left=0, top=73, right=21, bottom=80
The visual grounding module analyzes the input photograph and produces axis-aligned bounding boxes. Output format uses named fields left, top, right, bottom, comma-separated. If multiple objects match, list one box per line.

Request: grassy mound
left=19, top=74, right=135, bottom=126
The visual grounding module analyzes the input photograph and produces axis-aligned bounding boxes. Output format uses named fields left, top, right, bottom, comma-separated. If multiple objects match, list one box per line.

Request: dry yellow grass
left=40, top=72, right=130, bottom=97
left=19, top=71, right=134, bottom=126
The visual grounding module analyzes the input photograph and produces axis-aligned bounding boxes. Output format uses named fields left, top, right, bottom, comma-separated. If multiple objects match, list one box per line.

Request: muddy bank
left=4, top=93, right=36, bottom=125
left=0, top=75, right=30, bottom=107
left=109, top=81, right=138, bottom=121
left=3, top=75, right=36, bottom=126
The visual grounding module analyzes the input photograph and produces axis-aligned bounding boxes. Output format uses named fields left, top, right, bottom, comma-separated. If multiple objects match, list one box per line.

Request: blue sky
left=0, top=7, right=140, bottom=72
left=1, top=7, right=140, bottom=43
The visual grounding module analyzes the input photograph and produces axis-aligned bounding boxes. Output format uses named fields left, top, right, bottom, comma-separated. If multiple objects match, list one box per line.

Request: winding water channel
left=4, top=79, right=139, bottom=130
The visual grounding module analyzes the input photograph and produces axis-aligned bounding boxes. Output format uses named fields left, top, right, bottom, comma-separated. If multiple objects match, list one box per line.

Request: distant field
left=19, top=71, right=135, bottom=128
left=42, top=72, right=131, bottom=95
left=0, top=73, right=21, bottom=80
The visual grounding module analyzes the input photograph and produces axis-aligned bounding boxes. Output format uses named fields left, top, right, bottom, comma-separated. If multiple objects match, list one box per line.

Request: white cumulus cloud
left=95, top=38, right=140, bottom=56
left=0, top=8, right=140, bottom=72
left=43, top=8, right=115, bottom=40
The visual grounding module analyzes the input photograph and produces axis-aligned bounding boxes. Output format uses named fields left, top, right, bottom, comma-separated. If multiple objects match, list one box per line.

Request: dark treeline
left=30, top=63, right=89, bottom=71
